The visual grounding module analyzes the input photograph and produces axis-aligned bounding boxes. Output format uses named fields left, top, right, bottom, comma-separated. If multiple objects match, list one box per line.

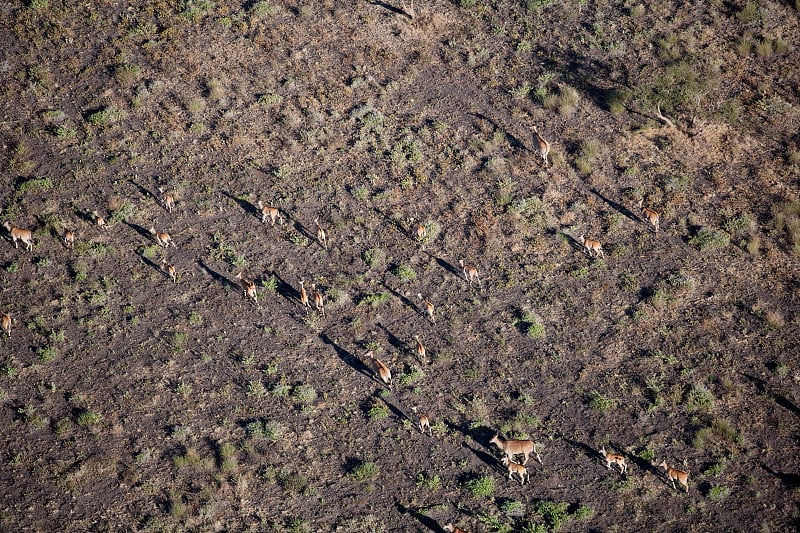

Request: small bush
left=362, top=248, right=386, bottom=268
left=392, top=264, right=417, bottom=282
left=689, top=227, right=730, bottom=251
left=465, top=475, right=495, bottom=497
left=292, top=384, right=317, bottom=405
left=707, top=484, right=730, bottom=501
left=349, top=460, right=380, bottom=481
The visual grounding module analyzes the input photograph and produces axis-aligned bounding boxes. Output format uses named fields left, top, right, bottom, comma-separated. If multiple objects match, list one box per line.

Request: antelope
left=368, top=350, right=392, bottom=390
left=158, top=187, right=175, bottom=213
left=637, top=198, right=660, bottom=232
left=490, top=433, right=542, bottom=466
left=235, top=272, right=258, bottom=303
left=91, top=210, right=106, bottom=227
left=502, top=456, right=529, bottom=485
left=1, top=313, right=11, bottom=337
left=459, top=260, right=481, bottom=288
left=599, top=447, right=627, bottom=474
left=532, top=125, right=551, bottom=168
left=579, top=235, right=604, bottom=258
left=161, top=259, right=177, bottom=283
left=63, top=229, right=75, bottom=249
left=313, top=217, right=327, bottom=249
left=298, top=279, right=310, bottom=311
left=415, top=223, right=427, bottom=241
left=3, top=222, right=33, bottom=251
left=257, top=201, right=283, bottom=226
left=417, top=293, right=435, bottom=323
left=443, top=524, right=470, bottom=533
left=658, top=460, right=689, bottom=493
left=413, top=335, right=427, bottom=363
left=149, top=225, right=174, bottom=247
left=311, top=283, right=325, bottom=316
left=413, top=406, right=432, bottom=435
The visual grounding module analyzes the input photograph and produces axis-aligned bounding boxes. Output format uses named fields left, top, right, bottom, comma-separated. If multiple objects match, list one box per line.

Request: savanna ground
left=1, top=0, right=799, bottom=531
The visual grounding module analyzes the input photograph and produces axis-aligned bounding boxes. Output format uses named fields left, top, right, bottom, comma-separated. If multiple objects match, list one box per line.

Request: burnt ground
left=1, top=1, right=799, bottom=531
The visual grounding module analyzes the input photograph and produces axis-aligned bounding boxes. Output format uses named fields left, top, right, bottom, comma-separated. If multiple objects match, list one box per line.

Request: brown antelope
left=502, top=456, right=529, bottom=485
left=417, top=293, right=435, bottom=323
left=532, top=125, right=551, bottom=168
left=149, top=225, right=174, bottom=247
left=311, top=283, right=325, bottom=316
left=490, top=433, right=542, bottom=466
left=158, top=187, right=175, bottom=213
left=418, top=414, right=432, bottom=435
left=298, top=279, right=310, bottom=311
left=3, top=222, right=33, bottom=251
left=1, top=313, right=11, bottom=337
left=63, top=229, right=75, bottom=249
left=415, top=223, right=427, bottom=241
left=91, top=210, right=106, bottom=227
left=313, top=217, right=327, bottom=249
left=257, top=201, right=283, bottom=226
left=443, top=524, right=470, bottom=533
left=459, top=260, right=481, bottom=288
left=161, top=259, right=177, bottom=283
left=637, top=198, right=660, bottom=232
left=658, top=460, right=689, bottom=493
left=579, top=235, right=604, bottom=258
left=235, top=272, right=258, bottom=303
left=368, top=351, right=392, bottom=390
left=413, top=335, right=427, bottom=363
left=599, top=447, right=627, bottom=474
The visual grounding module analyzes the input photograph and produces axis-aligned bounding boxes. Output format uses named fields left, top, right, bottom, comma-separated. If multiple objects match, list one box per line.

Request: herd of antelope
left=0, top=126, right=684, bottom=532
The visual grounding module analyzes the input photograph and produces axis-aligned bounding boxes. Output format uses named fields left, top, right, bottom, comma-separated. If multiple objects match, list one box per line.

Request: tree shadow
left=139, top=253, right=166, bottom=279
left=462, top=441, right=503, bottom=471
left=588, top=188, right=639, bottom=221
left=376, top=321, right=408, bottom=353
left=394, top=500, right=443, bottom=532
left=376, top=392, right=411, bottom=422
left=382, top=284, right=418, bottom=315
left=319, top=333, right=373, bottom=381
left=125, top=221, right=156, bottom=242
left=435, top=256, right=461, bottom=277
left=264, top=269, right=301, bottom=306
left=196, top=259, right=238, bottom=291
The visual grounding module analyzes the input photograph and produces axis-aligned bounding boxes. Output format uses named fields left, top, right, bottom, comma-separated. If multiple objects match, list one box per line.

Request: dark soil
left=1, top=1, right=799, bottom=532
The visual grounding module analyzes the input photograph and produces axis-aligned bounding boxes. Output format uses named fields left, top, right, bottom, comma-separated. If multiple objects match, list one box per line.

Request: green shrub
left=465, top=475, right=495, bottom=497
left=349, top=460, right=380, bottom=481
left=689, top=227, right=730, bottom=251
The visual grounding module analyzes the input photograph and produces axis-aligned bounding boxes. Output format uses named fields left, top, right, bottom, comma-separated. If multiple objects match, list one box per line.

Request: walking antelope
left=415, top=223, right=427, bottom=241
left=417, top=293, right=435, bottom=323
left=298, top=279, right=310, bottom=311
left=161, top=259, right=177, bottom=283
left=159, top=187, right=175, bottom=213
left=413, top=335, right=427, bottom=363
left=313, top=218, right=327, bottom=249
left=459, top=260, right=481, bottom=288
left=579, top=235, right=604, bottom=258
left=490, top=433, right=542, bottom=466
left=63, top=229, right=75, bottom=249
left=311, top=283, right=324, bottom=315
left=637, top=198, right=660, bottom=232
left=149, top=225, right=174, bottom=247
left=3, top=222, right=33, bottom=251
left=599, top=447, right=627, bottom=474
left=235, top=272, right=258, bottom=303
left=91, top=210, right=106, bottom=227
left=1, top=313, right=11, bottom=337
left=257, top=201, right=283, bottom=226
left=658, top=460, right=689, bottom=493
left=368, top=351, right=392, bottom=390
left=502, top=456, right=529, bottom=485
left=532, top=125, right=551, bottom=168
left=443, top=524, right=470, bottom=533
left=413, top=407, right=432, bottom=435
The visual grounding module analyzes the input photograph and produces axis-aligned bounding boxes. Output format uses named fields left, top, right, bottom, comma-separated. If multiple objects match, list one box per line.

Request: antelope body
left=459, top=260, right=481, bottom=288
left=161, top=259, right=177, bottom=283
left=149, top=226, right=174, bottom=247
left=579, top=235, right=604, bottom=258
left=299, top=279, right=310, bottom=311
left=532, top=125, right=551, bottom=168
left=64, top=229, right=75, bottom=249
left=159, top=187, right=175, bottom=213
left=235, top=272, right=258, bottom=303
left=490, top=434, right=542, bottom=466
left=502, top=456, right=529, bottom=485
left=637, top=199, right=660, bottom=232
left=599, top=447, right=627, bottom=474
left=313, top=218, right=327, bottom=249
left=417, top=293, right=435, bottom=323
left=658, top=460, right=689, bottom=493
left=1, top=313, right=11, bottom=337
left=418, top=414, right=431, bottom=435
left=368, top=351, right=392, bottom=390
left=92, top=210, right=106, bottom=227
left=3, top=222, right=33, bottom=251
left=413, top=335, right=427, bottom=363
left=415, top=223, right=427, bottom=241
left=311, top=283, right=324, bottom=315
left=443, top=524, right=470, bottom=533
left=257, top=201, right=283, bottom=226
